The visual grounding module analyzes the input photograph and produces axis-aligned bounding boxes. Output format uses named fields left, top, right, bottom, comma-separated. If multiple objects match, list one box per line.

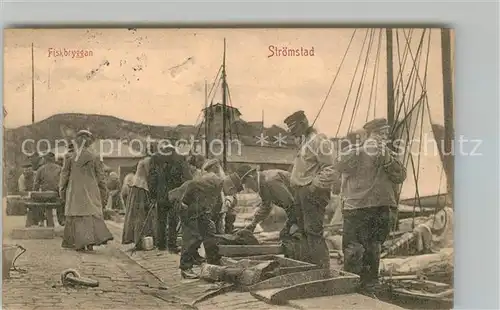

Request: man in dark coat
left=149, top=143, right=193, bottom=252
left=33, top=152, right=64, bottom=226
left=169, top=161, right=239, bottom=279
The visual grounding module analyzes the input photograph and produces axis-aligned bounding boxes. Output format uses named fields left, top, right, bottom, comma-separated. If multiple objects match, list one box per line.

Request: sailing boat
left=318, top=28, right=454, bottom=306
left=323, top=28, right=453, bottom=230
left=192, top=38, right=242, bottom=170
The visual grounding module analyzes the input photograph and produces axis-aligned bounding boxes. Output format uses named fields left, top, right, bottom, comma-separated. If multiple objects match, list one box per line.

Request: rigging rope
left=226, top=81, right=241, bottom=141
left=311, top=29, right=358, bottom=128
left=335, top=29, right=370, bottom=137
left=348, top=29, right=376, bottom=133
left=393, top=29, right=427, bottom=228
left=208, top=65, right=222, bottom=99
left=392, top=29, right=426, bottom=139
left=366, top=29, right=383, bottom=122
left=393, top=29, right=414, bottom=122
left=414, top=30, right=433, bottom=215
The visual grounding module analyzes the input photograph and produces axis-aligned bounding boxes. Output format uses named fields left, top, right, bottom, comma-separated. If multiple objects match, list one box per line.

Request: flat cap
left=284, top=110, right=307, bottom=128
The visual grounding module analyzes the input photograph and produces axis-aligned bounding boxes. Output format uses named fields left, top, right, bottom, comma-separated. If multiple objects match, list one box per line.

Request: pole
left=204, top=80, right=209, bottom=158
left=261, top=109, right=264, bottom=133
left=386, top=29, right=395, bottom=126
left=31, top=43, right=35, bottom=124
left=440, top=28, right=454, bottom=205
left=222, top=38, right=228, bottom=170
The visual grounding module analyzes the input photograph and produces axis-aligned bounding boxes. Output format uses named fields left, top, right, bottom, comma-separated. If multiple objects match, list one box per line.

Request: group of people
left=120, top=142, right=239, bottom=279
left=18, top=109, right=406, bottom=294
left=18, top=151, right=65, bottom=226
left=18, top=130, right=126, bottom=251
left=194, top=111, right=405, bottom=295
left=120, top=109, right=406, bottom=294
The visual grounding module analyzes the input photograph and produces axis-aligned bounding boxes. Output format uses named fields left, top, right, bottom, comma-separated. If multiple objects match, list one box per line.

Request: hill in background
left=3, top=113, right=292, bottom=194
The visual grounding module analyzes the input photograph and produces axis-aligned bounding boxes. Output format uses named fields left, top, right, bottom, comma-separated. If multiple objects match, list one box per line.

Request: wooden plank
left=288, top=294, right=406, bottom=309
left=219, top=245, right=282, bottom=257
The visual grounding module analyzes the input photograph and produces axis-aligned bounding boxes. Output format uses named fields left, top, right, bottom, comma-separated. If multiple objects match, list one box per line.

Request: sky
left=3, top=28, right=454, bottom=198
left=4, top=28, right=451, bottom=136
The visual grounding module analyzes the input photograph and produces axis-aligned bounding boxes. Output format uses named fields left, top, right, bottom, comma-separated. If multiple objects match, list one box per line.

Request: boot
left=192, top=254, right=206, bottom=265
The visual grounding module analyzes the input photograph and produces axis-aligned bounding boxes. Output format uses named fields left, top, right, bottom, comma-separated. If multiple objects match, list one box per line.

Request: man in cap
left=150, top=142, right=193, bottom=252
left=33, top=151, right=64, bottom=226
left=188, top=154, right=206, bottom=179
left=235, top=165, right=298, bottom=242
left=18, top=161, right=42, bottom=226
left=200, top=158, right=236, bottom=234
left=168, top=160, right=239, bottom=279
left=334, top=118, right=406, bottom=294
left=283, top=110, right=339, bottom=269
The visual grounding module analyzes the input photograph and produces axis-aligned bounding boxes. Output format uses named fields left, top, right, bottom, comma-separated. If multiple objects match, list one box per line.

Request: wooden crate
left=249, top=268, right=360, bottom=305
left=219, top=244, right=282, bottom=257
left=231, top=255, right=318, bottom=275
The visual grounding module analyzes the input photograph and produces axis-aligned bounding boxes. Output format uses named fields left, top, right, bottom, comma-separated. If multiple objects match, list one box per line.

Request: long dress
left=121, top=157, right=156, bottom=249
left=59, top=148, right=113, bottom=250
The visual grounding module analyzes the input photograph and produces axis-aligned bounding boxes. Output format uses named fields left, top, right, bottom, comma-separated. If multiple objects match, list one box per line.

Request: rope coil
left=60, top=268, right=99, bottom=287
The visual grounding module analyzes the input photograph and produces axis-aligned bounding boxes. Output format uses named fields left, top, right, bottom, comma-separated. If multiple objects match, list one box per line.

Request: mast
left=386, top=29, right=395, bottom=126
left=440, top=28, right=454, bottom=205
left=221, top=38, right=228, bottom=170
left=204, top=80, right=209, bottom=158
left=31, top=42, right=35, bottom=124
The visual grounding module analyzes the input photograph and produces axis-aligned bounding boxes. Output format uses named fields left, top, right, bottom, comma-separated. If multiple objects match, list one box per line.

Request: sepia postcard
left=3, top=28, right=455, bottom=310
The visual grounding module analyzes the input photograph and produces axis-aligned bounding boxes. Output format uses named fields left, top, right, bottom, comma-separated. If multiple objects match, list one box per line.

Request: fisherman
left=235, top=165, right=298, bottom=243
left=168, top=160, right=239, bottom=279
left=33, top=151, right=64, bottom=226
left=19, top=160, right=43, bottom=226
left=200, top=159, right=238, bottom=234
left=283, top=110, right=339, bottom=269
left=150, top=143, right=192, bottom=253
left=334, top=118, right=407, bottom=294
left=18, top=161, right=35, bottom=194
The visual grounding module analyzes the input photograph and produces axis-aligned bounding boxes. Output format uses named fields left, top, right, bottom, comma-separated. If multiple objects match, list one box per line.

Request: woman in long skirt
left=59, top=130, right=114, bottom=251
left=122, top=155, right=156, bottom=250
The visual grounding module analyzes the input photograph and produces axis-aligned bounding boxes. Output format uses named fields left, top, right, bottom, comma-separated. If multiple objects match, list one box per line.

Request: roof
left=224, top=145, right=296, bottom=164
left=204, top=143, right=296, bottom=164
left=247, top=121, right=264, bottom=128
left=52, top=139, right=144, bottom=159
left=203, top=103, right=242, bottom=116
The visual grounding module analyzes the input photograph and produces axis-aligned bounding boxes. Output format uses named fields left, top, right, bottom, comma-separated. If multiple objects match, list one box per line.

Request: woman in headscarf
left=59, top=130, right=113, bottom=251
left=121, top=145, right=156, bottom=250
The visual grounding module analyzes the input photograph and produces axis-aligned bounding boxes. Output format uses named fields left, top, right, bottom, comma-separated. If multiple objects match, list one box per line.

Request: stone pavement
left=2, top=214, right=181, bottom=310
left=104, top=221, right=403, bottom=310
